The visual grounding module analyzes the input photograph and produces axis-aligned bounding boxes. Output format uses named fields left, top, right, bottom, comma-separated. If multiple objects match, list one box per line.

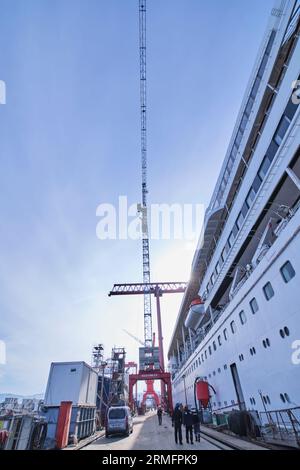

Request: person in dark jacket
left=172, top=403, right=183, bottom=445
left=183, top=406, right=194, bottom=444
left=192, top=409, right=201, bottom=442
left=157, top=406, right=163, bottom=425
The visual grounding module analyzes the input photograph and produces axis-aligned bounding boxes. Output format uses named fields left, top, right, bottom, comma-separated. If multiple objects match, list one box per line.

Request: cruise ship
left=168, top=0, right=300, bottom=428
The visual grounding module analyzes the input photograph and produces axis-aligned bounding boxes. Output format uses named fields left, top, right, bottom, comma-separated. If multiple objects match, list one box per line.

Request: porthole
left=284, top=327, right=290, bottom=336
left=266, top=338, right=270, bottom=347
left=263, top=340, right=267, bottom=348
left=279, top=329, right=285, bottom=338
left=280, top=393, right=286, bottom=403
left=284, top=393, right=291, bottom=403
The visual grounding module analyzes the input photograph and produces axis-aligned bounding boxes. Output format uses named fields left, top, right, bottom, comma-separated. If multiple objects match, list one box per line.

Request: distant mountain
left=0, top=393, right=44, bottom=403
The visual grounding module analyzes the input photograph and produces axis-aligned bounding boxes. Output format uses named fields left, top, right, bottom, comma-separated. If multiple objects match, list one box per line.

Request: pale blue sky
left=0, top=0, right=274, bottom=395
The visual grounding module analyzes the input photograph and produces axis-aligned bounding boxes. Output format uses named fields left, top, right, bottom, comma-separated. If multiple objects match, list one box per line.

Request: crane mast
left=139, top=0, right=152, bottom=348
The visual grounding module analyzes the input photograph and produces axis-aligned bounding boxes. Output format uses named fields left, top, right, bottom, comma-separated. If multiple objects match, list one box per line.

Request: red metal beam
left=108, top=282, right=187, bottom=296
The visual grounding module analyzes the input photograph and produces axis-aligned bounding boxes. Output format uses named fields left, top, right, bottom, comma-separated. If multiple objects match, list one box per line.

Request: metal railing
left=259, top=407, right=300, bottom=447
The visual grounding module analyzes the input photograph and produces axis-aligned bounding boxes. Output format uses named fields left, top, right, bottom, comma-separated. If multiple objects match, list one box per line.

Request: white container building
left=44, top=361, right=98, bottom=407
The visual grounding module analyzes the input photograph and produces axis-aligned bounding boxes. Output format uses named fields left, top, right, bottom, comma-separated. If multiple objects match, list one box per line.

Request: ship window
left=263, top=282, right=274, bottom=300
left=236, top=212, right=244, bottom=230
left=213, top=341, right=217, bottom=351
left=279, top=329, right=285, bottom=338
left=239, top=310, right=247, bottom=325
left=250, top=297, right=259, bottom=314
left=205, top=350, right=207, bottom=359
left=223, top=328, right=228, bottom=341
left=246, top=187, right=256, bottom=208
left=218, top=335, right=222, bottom=346
left=280, top=261, right=296, bottom=283
left=274, top=115, right=291, bottom=146
left=228, top=231, right=235, bottom=248
left=257, top=53, right=268, bottom=78
left=266, top=139, right=279, bottom=162
left=284, top=326, right=290, bottom=336
left=230, top=321, right=237, bottom=334
left=280, top=393, right=286, bottom=403
left=240, top=114, right=248, bottom=132
left=232, top=223, right=238, bottom=238
left=209, top=346, right=212, bottom=355
left=285, top=97, right=298, bottom=121
left=284, top=393, right=290, bottom=403
left=221, top=247, right=227, bottom=263
left=252, top=174, right=262, bottom=193
left=215, top=261, right=220, bottom=275
left=227, top=155, right=234, bottom=171
left=211, top=272, right=216, bottom=285
left=241, top=202, right=248, bottom=219
left=218, top=368, right=221, bottom=373
left=250, top=76, right=260, bottom=99
left=224, top=364, right=227, bottom=370
left=201, top=353, right=204, bottom=362
left=258, top=155, right=272, bottom=180
left=245, top=96, right=254, bottom=117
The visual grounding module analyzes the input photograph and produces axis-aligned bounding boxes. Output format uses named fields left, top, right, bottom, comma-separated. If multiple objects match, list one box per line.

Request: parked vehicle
left=106, top=406, right=133, bottom=437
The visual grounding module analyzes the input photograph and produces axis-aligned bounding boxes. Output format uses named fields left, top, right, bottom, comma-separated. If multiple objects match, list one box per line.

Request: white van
left=106, top=406, right=133, bottom=437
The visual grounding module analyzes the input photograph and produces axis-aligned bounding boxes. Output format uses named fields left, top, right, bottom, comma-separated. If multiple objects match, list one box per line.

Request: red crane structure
left=109, top=282, right=187, bottom=412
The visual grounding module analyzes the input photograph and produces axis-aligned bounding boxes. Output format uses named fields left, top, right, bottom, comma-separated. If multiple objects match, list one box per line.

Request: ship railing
left=259, top=407, right=300, bottom=448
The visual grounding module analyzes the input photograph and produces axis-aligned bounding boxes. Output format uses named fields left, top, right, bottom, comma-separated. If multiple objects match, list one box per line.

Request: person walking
left=172, top=403, right=183, bottom=445
left=192, top=409, right=201, bottom=442
left=157, top=406, right=163, bottom=425
left=183, top=406, right=194, bottom=444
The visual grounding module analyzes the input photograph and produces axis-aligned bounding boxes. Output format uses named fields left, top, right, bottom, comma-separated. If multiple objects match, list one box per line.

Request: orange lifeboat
left=196, top=380, right=210, bottom=409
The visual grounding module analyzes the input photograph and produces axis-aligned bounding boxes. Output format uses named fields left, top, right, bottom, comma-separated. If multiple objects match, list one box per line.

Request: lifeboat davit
left=184, top=296, right=205, bottom=330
